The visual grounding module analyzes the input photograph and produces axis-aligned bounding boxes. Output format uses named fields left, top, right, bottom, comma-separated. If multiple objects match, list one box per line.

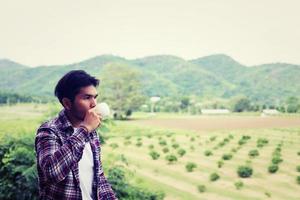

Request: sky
left=0, top=0, right=299, bottom=67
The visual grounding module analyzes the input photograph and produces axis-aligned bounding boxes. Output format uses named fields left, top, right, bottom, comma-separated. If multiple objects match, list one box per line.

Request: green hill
left=0, top=55, right=299, bottom=104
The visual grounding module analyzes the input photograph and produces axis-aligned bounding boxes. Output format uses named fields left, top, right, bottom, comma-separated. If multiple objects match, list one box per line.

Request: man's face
left=70, top=85, right=98, bottom=121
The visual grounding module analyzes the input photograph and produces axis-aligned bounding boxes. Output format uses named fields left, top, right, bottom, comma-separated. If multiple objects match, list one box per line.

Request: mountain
left=0, top=59, right=28, bottom=69
left=234, top=63, right=300, bottom=103
left=133, top=55, right=235, bottom=97
left=0, top=54, right=299, bottom=104
left=190, top=54, right=248, bottom=81
left=0, top=59, right=28, bottom=75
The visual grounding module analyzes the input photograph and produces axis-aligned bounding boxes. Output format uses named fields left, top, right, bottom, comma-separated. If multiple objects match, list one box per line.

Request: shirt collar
left=57, top=109, right=74, bottom=132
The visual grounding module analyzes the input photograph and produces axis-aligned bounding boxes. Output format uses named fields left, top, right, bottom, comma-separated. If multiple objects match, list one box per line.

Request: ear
left=62, top=98, right=72, bottom=110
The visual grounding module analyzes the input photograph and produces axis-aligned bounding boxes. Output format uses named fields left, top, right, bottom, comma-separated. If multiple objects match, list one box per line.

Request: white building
left=261, top=109, right=280, bottom=116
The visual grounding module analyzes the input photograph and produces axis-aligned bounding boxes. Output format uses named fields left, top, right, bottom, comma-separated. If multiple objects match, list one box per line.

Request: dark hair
left=54, top=70, right=99, bottom=104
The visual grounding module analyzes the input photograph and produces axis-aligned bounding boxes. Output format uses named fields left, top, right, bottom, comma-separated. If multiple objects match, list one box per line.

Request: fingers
left=93, top=112, right=102, bottom=128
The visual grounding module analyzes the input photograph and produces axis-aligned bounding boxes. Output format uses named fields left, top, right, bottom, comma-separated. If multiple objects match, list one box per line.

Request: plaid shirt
left=35, top=109, right=117, bottom=200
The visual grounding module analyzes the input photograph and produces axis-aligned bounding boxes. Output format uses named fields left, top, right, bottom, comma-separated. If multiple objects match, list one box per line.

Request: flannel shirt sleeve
left=98, top=171, right=118, bottom=200
left=35, top=127, right=89, bottom=183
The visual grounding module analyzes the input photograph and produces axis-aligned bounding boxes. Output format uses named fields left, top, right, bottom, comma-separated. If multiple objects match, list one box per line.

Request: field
left=0, top=103, right=48, bottom=139
left=103, top=113, right=300, bottom=200
left=129, top=114, right=300, bottom=131
left=1, top=104, right=300, bottom=200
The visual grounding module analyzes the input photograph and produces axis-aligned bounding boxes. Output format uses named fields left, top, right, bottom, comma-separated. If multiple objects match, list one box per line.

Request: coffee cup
left=95, top=102, right=110, bottom=118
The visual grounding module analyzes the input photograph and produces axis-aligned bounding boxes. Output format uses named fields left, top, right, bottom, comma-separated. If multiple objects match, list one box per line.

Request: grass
left=130, top=111, right=300, bottom=119
left=1, top=104, right=300, bottom=200
left=103, top=121, right=300, bottom=200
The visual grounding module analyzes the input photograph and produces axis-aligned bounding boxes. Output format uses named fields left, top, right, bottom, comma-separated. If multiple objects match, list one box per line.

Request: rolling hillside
left=0, top=54, right=299, bottom=103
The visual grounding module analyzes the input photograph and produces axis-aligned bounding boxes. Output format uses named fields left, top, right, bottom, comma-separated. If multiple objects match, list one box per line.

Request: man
left=35, top=70, right=117, bottom=200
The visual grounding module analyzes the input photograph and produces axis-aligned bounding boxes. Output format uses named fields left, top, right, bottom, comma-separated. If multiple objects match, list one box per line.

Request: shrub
left=231, top=148, right=237, bottom=153
left=165, top=154, right=178, bottom=164
left=238, top=135, right=251, bottom=145
left=275, top=147, right=281, bottom=152
left=148, top=144, right=154, bottom=149
left=209, top=136, right=217, bottom=142
left=204, top=150, right=213, bottom=156
left=149, top=151, right=160, bottom=160
left=136, top=141, right=143, bottom=147
left=162, top=147, right=169, bottom=153
left=159, top=140, right=167, bottom=146
left=242, top=135, right=251, bottom=140
left=296, top=165, right=300, bottom=172
left=248, top=149, right=259, bottom=158
left=268, top=164, right=279, bottom=173
left=109, top=143, right=119, bottom=149
left=0, top=135, right=38, bottom=200
left=217, top=160, right=224, bottom=168
left=222, top=153, right=233, bottom=160
left=197, top=185, right=206, bottom=193
left=172, top=143, right=179, bottom=149
left=234, top=181, right=244, bottom=190
left=210, top=173, right=220, bottom=182
left=120, top=154, right=128, bottom=165
left=190, top=145, right=195, bottom=151
left=297, top=176, right=300, bottom=185
left=107, top=166, right=165, bottom=200
left=272, top=156, right=283, bottom=164
left=124, top=140, right=131, bottom=145
left=238, top=139, right=246, bottom=145
left=190, top=137, right=195, bottom=142
left=297, top=151, right=300, bottom=156
left=218, top=141, right=226, bottom=147
left=185, top=162, right=197, bottom=172
left=272, top=151, right=281, bottom=157
left=125, top=136, right=131, bottom=140
left=177, top=149, right=186, bottom=157
left=257, top=138, right=269, bottom=148
left=265, top=192, right=271, bottom=198
left=237, top=166, right=253, bottom=178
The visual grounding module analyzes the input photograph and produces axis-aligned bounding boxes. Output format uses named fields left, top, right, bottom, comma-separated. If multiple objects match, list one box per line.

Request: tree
left=232, top=97, right=251, bottom=112
left=0, top=135, right=38, bottom=200
left=180, top=96, right=190, bottom=112
left=99, top=63, right=146, bottom=119
left=286, top=97, right=300, bottom=113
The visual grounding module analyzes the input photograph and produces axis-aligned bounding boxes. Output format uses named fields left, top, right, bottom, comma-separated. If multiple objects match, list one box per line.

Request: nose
left=91, top=98, right=97, bottom=108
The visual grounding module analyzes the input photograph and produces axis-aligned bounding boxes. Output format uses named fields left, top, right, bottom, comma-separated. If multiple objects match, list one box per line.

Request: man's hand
left=80, top=108, right=102, bottom=133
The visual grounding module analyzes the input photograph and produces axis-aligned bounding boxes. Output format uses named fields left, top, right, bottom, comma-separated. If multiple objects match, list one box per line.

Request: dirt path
left=129, top=116, right=300, bottom=131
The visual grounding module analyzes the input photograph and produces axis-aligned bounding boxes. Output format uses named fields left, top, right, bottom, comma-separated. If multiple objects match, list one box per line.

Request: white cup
left=95, top=102, right=110, bottom=118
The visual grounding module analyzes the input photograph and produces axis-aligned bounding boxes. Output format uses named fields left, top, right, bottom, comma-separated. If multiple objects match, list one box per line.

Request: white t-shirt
left=78, top=134, right=94, bottom=200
